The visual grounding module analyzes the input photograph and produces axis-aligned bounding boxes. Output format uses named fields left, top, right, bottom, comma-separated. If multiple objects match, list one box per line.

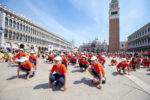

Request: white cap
left=54, top=56, right=62, bottom=61
left=82, top=55, right=86, bottom=58
left=121, top=58, right=126, bottom=61
left=53, top=52, right=56, bottom=55
left=81, top=52, right=84, bottom=55
left=20, top=49, right=24, bottom=51
left=73, top=55, right=75, bottom=57
left=17, top=57, right=28, bottom=62
left=60, top=53, right=64, bottom=56
left=91, top=56, right=97, bottom=61
left=30, top=51, right=35, bottom=53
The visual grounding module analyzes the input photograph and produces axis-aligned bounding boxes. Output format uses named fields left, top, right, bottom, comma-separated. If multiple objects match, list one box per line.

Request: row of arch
left=4, top=29, right=50, bottom=45
left=4, top=42, right=48, bottom=51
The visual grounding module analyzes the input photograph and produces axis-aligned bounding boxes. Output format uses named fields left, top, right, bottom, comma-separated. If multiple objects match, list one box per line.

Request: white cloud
left=24, top=0, right=87, bottom=47
left=69, top=0, right=109, bottom=23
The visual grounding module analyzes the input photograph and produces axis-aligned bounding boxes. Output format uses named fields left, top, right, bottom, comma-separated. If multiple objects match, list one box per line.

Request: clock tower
left=109, top=0, right=120, bottom=52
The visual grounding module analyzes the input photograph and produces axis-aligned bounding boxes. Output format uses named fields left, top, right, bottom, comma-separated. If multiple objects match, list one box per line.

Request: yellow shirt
left=4, top=53, right=13, bottom=58
left=0, top=53, right=4, bottom=58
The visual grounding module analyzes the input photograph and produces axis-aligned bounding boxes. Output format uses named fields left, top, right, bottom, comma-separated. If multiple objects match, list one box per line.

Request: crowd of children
left=0, top=48, right=150, bottom=91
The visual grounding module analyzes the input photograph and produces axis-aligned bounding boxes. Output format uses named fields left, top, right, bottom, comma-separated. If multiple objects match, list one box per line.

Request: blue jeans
left=19, top=67, right=30, bottom=72
left=79, top=63, right=88, bottom=69
left=62, top=62, right=67, bottom=68
left=50, top=74, right=65, bottom=86
left=71, top=60, right=76, bottom=64
left=92, top=68, right=106, bottom=84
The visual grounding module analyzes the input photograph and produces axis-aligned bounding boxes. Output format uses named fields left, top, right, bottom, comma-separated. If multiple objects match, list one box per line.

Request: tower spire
left=111, top=0, right=118, bottom=3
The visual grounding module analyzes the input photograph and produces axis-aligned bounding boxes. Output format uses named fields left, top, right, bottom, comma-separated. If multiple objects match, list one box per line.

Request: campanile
left=109, top=0, right=120, bottom=52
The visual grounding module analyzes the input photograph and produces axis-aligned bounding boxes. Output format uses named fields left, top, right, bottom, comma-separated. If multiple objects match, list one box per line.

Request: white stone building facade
left=0, top=4, right=74, bottom=51
left=128, top=23, right=150, bottom=51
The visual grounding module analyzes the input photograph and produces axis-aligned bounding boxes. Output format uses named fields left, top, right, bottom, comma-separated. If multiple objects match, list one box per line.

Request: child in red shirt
left=117, top=58, right=130, bottom=75
left=48, top=56, right=68, bottom=91
left=79, top=55, right=89, bottom=72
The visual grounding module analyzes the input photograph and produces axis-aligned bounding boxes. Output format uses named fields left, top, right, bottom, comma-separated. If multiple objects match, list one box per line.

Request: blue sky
left=0, top=0, right=150, bottom=47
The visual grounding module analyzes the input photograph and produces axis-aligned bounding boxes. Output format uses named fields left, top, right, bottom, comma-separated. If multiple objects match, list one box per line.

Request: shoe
left=55, top=81, right=59, bottom=86
left=24, top=72, right=29, bottom=79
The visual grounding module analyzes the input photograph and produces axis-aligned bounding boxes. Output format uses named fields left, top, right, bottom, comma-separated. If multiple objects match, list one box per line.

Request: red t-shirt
left=62, top=57, right=69, bottom=63
left=80, top=59, right=89, bottom=65
left=16, top=53, right=26, bottom=59
left=71, top=57, right=77, bottom=62
left=92, top=62, right=105, bottom=77
left=48, top=55, right=54, bottom=59
left=29, top=56, right=38, bottom=62
left=51, top=64, right=67, bottom=75
left=19, top=61, right=36, bottom=69
left=117, top=62, right=129, bottom=68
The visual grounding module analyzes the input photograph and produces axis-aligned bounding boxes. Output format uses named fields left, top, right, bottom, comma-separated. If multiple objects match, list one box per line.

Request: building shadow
left=73, top=77, right=96, bottom=87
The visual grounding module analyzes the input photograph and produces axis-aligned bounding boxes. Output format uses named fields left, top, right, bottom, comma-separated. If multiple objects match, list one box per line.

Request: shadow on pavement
left=71, top=69, right=80, bottom=73
left=112, top=72, right=119, bottom=76
left=112, top=72, right=124, bottom=76
left=74, top=66, right=79, bottom=68
left=6, top=75, right=25, bottom=80
left=73, top=77, right=96, bottom=87
left=34, top=83, right=48, bottom=89
left=33, top=83, right=63, bottom=91
left=147, top=73, right=150, bottom=75
left=8, top=64, right=18, bottom=67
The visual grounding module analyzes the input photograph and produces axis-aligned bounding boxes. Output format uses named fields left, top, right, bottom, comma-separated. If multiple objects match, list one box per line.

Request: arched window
left=13, top=21, right=16, bottom=28
left=23, top=35, right=25, bottom=41
left=20, top=24, right=22, bottom=31
left=28, top=27, right=30, bottom=33
left=29, top=36, right=31, bottom=42
left=25, top=35, right=28, bottom=42
left=4, top=29, right=8, bottom=38
left=23, top=25, right=25, bottom=31
left=20, top=34, right=22, bottom=41
left=5, top=17, right=8, bottom=26
left=26, top=26, right=28, bottom=32
left=9, top=31, right=12, bottom=39
left=13, top=32, right=15, bottom=40
left=16, top=33, right=19, bottom=40
left=17, top=22, right=19, bottom=30
left=31, top=28, right=32, bottom=34
left=9, top=19, right=12, bottom=27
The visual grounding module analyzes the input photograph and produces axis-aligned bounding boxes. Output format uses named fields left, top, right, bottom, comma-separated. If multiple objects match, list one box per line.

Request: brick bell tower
left=109, top=0, right=120, bottom=52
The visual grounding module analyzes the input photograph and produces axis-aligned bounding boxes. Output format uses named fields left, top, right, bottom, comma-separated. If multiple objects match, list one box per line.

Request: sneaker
left=55, top=81, right=59, bottom=86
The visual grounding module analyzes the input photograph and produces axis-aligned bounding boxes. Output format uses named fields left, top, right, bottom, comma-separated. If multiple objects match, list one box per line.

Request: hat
left=81, top=52, right=84, bottom=55
left=30, top=51, right=35, bottom=54
left=82, top=55, right=86, bottom=58
left=73, top=55, right=75, bottom=57
left=54, top=56, right=62, bottom=61
left=17, top=57, right=28, bottom=62
left=19, top=49, right=24, bottom=51
left=91, top=56, right=97, bottom=60
left=60, top=53, right=64, bottom=56
left=53, top=52, right=56, bottom=55
left=121, top=58, right=126, bottom=62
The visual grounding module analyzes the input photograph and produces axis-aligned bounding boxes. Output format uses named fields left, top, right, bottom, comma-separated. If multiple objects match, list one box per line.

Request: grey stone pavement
left=0, top=58, right=150, bottom=100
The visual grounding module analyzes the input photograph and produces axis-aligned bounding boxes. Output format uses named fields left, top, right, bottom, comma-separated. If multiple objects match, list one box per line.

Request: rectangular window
left=111, top=11, right=118, bottom=15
